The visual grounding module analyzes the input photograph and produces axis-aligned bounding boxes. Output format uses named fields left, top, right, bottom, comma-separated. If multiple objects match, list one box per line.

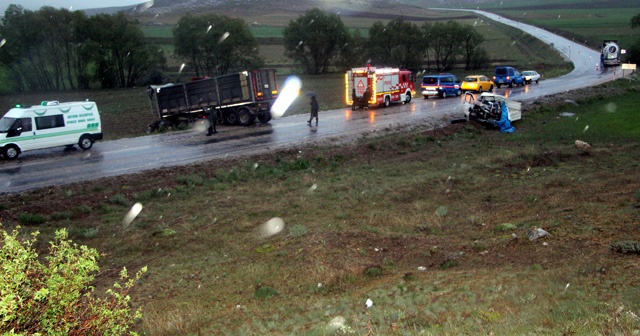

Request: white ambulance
left=0, top=100, right=103, bottom=159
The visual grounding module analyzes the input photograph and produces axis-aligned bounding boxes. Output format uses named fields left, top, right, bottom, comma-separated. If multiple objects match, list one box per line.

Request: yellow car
left=461, top=75, right=494, bottom=93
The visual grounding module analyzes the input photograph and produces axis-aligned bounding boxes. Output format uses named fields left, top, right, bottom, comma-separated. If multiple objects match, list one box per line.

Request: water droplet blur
left=583, top=125, right=589, bottom=133
left=271, top=76, right=301, bottom=118
left=604, top=102, right=617, bottom=113
left=207, top=25, right=212, bottom=33
left=326, top=316, right=346, bottom=333
left=179, top=63, right=186, bottom=73
left=256, top=217, right=285, bottom=238
left=123, top=202, right=143, bottom=226
left=0, top=39, right=6, bottom=48
left=137, top=1, right=154, bottom=12
left=218, top=32, right=230, bottom=43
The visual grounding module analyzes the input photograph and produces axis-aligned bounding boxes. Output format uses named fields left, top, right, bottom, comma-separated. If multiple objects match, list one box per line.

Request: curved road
left=0, top=10, right=620, bottom=195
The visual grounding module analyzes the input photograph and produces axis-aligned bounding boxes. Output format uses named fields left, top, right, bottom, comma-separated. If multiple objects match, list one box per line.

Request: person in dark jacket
left=307, top=96, right=319, bottom=126
left=206, top=107, right=217, bottom=136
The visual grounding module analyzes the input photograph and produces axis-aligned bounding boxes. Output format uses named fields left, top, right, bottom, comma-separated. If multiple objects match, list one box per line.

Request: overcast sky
left=6, top=1, right=147, bottom=11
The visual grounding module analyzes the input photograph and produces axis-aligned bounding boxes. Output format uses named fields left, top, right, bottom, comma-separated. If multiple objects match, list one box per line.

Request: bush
left=610, top=240, right=640, bottom=254
left=0, top=225, right=146, bottom=335
left=18, top=212, right=47, bottom=225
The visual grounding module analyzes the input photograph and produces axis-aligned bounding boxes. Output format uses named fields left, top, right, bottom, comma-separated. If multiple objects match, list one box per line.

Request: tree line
left=0, top=5, right=165, bottom=91
left=284, top=8, right=489, bottom=75
left=0, top=5, right=488, bottom=92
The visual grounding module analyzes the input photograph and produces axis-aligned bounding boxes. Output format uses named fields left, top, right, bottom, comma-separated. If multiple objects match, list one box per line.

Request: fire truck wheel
left=405, top=93, right=412, bottom=103
left=384, top=96, right=390, bottom=107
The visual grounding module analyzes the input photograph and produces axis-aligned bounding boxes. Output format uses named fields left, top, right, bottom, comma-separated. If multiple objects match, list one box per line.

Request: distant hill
left=85, top=0, right=434, bottom=24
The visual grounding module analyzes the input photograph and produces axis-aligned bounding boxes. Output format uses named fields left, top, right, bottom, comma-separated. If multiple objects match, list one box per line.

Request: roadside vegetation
left=1, top=79, right=639, bottom=334
left=1, top=1, right=640, bottom=334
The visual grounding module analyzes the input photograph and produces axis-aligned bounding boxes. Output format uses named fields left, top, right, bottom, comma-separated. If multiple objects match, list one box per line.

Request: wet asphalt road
left=0, top=10, right=622, bottom=195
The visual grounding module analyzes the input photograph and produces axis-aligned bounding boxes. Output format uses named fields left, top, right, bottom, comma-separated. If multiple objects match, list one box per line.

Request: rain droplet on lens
left=218, top=32, right=230, bottom=43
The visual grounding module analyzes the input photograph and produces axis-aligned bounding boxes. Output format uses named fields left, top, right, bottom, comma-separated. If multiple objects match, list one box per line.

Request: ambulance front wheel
left=79, top=135, right=94, bottom=150
left=3, top=145, right=20, bottom=160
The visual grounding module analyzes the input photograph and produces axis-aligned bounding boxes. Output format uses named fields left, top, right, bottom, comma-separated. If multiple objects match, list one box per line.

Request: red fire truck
left=345, top=65, right=415, bottom=110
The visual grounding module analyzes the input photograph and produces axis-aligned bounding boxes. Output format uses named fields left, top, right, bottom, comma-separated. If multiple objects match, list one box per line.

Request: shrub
left=177, top=174, right=205, bottom=187
left=109, top=194, right=129, bottom=206
left=288, top=224, right=308, bottom=237
left=495, top=223, right=516, bottom=232
left=0, top=225, right=146, bottom=335
left=610, top=240, right=640, bottom=254
left=365, top=266, right=383, bottom=277
left=254, top=286, right=278, bottom=299
left=18, top=212, right=47, bottom=225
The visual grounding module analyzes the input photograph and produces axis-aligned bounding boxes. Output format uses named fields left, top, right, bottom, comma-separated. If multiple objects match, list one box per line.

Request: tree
left=173, top=14, right=263, bottom=78
left=0, top=225, right=147, bottom=335
left=335, top=29, right=368, bottom=71
left=628, top=13, right=640, bottom=64
left=427, top=21, right=465, bottom=71
left=460, top=25, right=486, bottom=70
left=0, top=6, right=159, bottom=91
left=368, top=18, right=424, bottom=70
left=86, top=13, right=159, bottom=88
left=283, top=8, right=349, bottom=74
left=631, top=13, right=640, bottom=29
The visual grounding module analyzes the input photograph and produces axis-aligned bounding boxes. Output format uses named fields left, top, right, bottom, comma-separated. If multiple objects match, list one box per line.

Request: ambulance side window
left=18, top=118, right=32, bottom=132
left=35, top=114, right=65, bottom=130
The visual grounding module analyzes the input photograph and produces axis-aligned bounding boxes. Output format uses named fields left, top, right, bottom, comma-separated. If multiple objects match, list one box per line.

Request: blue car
left=421, top=74, right=461, bottom=98
left=493, top=66, right=525, bottom=88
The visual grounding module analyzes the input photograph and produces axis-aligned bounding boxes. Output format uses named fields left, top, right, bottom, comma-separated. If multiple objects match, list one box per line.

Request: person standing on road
left=307, top=96, right=319, bottom=126
left=206, top=107, right=217, bottom=136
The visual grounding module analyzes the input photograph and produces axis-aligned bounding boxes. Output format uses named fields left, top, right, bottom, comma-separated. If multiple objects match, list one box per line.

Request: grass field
left=2, top=79, right=639, bottom=334
left=2, top=2, right=640, bottom=333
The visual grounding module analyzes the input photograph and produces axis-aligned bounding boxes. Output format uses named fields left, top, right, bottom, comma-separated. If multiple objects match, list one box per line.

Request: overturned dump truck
left=147, top=69, right=278, bottom=127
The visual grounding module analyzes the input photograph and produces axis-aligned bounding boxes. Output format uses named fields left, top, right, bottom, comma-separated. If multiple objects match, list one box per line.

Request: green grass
left=497, top=7, right=640, bottom=48
left=2, top=79, right=639, bottom=334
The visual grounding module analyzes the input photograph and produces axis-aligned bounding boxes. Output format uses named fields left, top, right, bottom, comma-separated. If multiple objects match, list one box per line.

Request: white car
left=521, top=70, right=541, bottom=84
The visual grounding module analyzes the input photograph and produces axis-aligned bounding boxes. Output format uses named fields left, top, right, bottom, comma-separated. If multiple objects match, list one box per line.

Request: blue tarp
left=496, top=102, right=515, bottom=133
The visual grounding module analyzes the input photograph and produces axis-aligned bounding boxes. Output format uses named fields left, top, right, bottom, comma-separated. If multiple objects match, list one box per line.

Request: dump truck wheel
left=237, top=108, right=253, bottom=126
left=257, top=112, right=272, bottom=123
left=226, top=110, right=238, bottom=125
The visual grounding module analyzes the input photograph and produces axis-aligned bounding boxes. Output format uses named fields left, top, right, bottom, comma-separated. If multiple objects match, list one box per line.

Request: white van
left=0, top=100, right=103, bottom=159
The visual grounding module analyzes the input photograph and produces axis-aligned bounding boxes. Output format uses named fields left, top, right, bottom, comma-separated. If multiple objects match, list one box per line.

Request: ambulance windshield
left=0, top=117, right=16, bottom=133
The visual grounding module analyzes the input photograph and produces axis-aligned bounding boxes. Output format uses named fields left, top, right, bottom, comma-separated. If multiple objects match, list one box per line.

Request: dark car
left=421, top=74, right=461, bottom=98
left=493, top=66, right=525, bottom=88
